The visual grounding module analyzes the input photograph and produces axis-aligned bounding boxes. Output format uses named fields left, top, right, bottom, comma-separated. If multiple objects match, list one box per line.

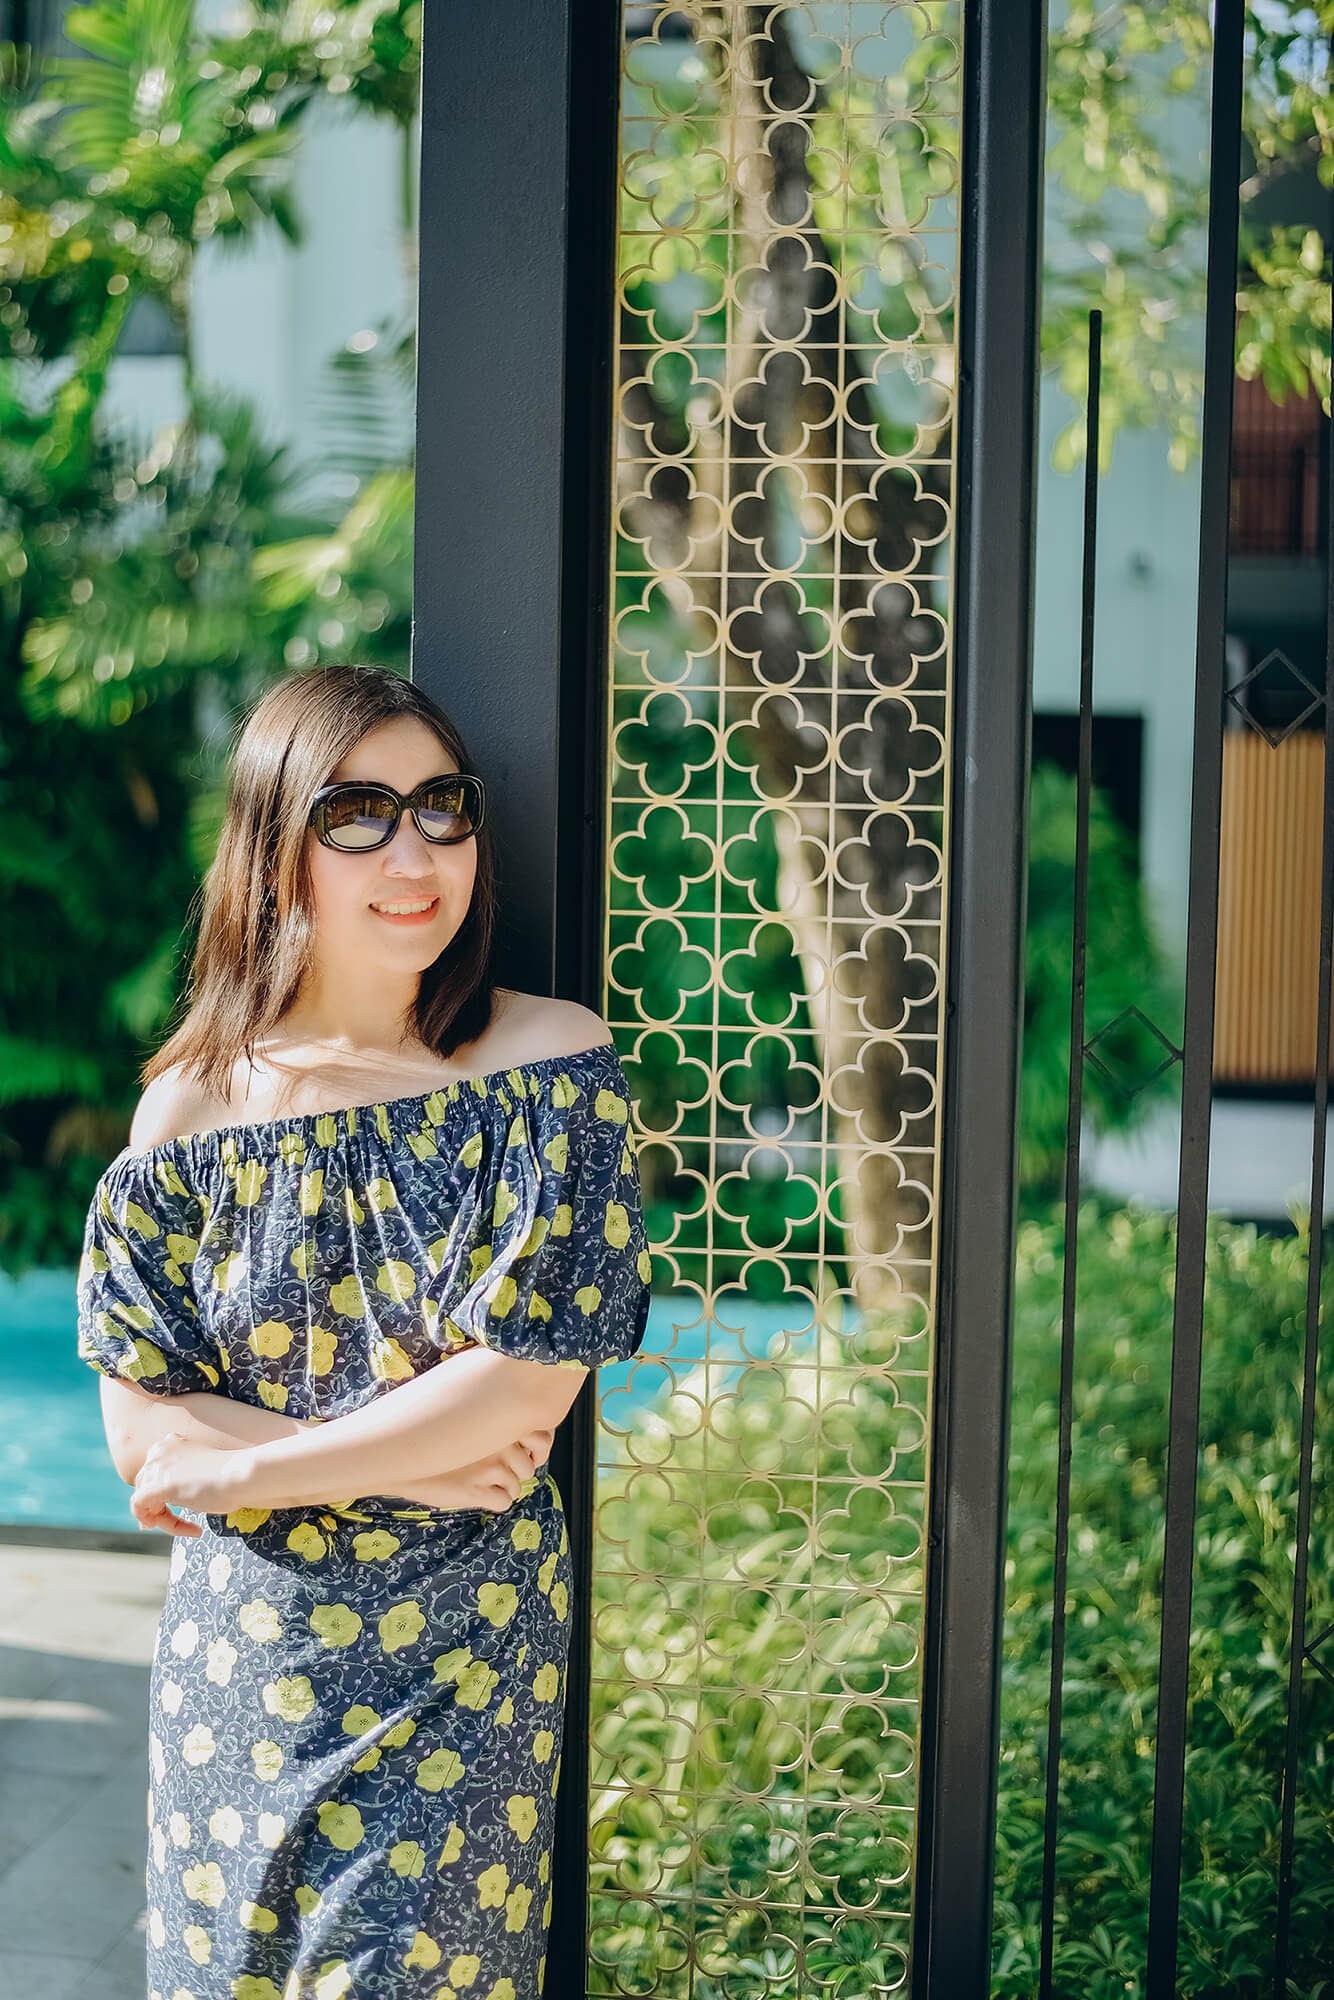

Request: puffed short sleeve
left=446, top=1053, right=652, bottom=1370
left=76, top=1149, right=220, bottom=1395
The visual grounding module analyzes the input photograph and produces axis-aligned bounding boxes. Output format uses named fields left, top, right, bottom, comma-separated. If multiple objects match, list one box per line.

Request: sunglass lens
left=322, top=787, right=398, bottom=850
left=415, top=778, right=478, bottom=842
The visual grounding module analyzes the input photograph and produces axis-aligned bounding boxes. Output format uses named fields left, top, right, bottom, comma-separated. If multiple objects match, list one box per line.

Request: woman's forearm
left=232, top=1346, right=582, bottom=1511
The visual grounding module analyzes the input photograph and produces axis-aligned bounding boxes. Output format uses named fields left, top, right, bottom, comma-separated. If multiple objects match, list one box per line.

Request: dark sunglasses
left=308, top=773, right=486, bottom=852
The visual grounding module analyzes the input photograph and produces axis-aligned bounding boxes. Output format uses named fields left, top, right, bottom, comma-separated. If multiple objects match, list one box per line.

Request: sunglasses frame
left=308, top=772, right=487, bottom=852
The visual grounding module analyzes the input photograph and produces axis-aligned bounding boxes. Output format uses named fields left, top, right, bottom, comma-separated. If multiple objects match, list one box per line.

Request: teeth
left=371, top=899, right=436, bottom=915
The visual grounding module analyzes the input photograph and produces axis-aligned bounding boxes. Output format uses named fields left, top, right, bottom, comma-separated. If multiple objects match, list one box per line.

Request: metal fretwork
left=588, top=6, right=964, bottom=1993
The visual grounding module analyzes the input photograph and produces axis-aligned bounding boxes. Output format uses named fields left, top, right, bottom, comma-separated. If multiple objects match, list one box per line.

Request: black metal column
left=411, top=5, right=622, bottom=1990
left=911, top=1, right=1046, bottom=1993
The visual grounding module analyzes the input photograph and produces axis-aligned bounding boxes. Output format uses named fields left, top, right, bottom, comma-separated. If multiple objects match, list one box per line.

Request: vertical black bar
left=1037, top=308, right=1102, bottom=2000
left=1143, top=5, right=1244, bottom=1992
left=411, top=5, right=622, bottom=1994
left=912, top=1, right=1046, bottom=1993
left=1271, top=273, right=1334, bottom=1994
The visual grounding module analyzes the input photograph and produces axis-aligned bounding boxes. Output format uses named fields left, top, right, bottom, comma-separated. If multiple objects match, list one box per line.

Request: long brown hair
left=142, top=665, right=498, bottom=1102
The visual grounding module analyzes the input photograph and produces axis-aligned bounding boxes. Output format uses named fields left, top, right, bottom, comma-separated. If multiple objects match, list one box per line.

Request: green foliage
left=1020, top=761, right=1183, bottom=1198
left=589, top=1201, right=1334, bottom=1995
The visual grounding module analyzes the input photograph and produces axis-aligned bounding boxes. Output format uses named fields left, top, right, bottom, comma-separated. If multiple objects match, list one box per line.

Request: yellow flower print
left=208, top=1805, right=244, bottom=1848
left=535, top=1553, right=558, bottom=1596
left=527, top=1293, right=552, bottom=1321
left=516, top=1213, right=548, bottom=1257
left=468, top=1244, right=493, bottom=1283
left=378, top=1599, right=426, bottom=1652
left=403, top=1931, right=441, bottom=1970
left=257, top=1811, right=286, bottom=1848
left=286, top=1521, right=326, bottom=1561
left=485, top=1274, right=516, bottom=1318
left=353, top=1746, right=382, bottom=1773
left=638, top=1245, right=653, bottom=1282
left=182, top=1860, right=225, bottom=1907
left=240, top=1899, right=279, bottom=1932
left=437, top=1822, right=465, bottom=1867
left=477, top=1861, right=510, bottom=1908
left=538, top=1848, right=550, bottom=1885
left=329, top=1275, right=367, bottom=1319
left=405, top=1126, right=439, bottom=1164
left=457, top=1130, right=483, bottom=1170
left=370, top=1337, right=415, bottom=1382
left=603, top=1200, right=631, bottom=1249
left=232, top=1978, right=282, bottom=2000
left=251, top=1739, right=284, bottom=1781
left=510, top=1518, right=541, bottom=1551
left=532, top=1729, right=555, bottom=1763
left=212, top=1250, right=246, bottom=1294
left=249, top=1319, right=294, bottom=1358
left=595, top=1088, right=628, bottom=1124
left=574, top=1284, right=602, bottom=1315
left=309, top=1602, right=362, bottom=1647
left=168, top=1811, right=191, bottom=1847
left=345, top=1187, right=365, bottom=1225
left=312, top=1959, right=352, bottom=2000
left=291, top=1238, right=317, bottom=1279
left=257, top=1378, right=289, bottom=1412
left=550, top=1201, right=572, bottom=1238
left=415, top=1747, right=465, bottom=1792
left=382, top=1716, right=417, bottom=1749
left=234, top=1158, right=268, bottom=1205
left=487, top=1983, right=517, bottom=2000
left=388, top=1840, right=426, bottom=1878
left=342, top=1704, right=380, bottom=1737
left=180, top=1724, right=216, bottom=1766
left=454, top=1659, right=499, bottom=1711
left=298, top=1168, right=324, bottom=1215
left=225, top=1506, right=272, bottom=1533
left=495, top=1696, right=515, bottom=1726
left=505, top=1794, right=538, bottom=1841
left=365, top=1176, right=398, bottom=1213
left=477, top=1580, right=518, bottom=1627
left=306, top=1323, right=338, bottom=1374
left=294, top=1884, right=322, bottom=1916
left=549, top=1579, right=568, bottom=1622
left=550, top=1074, right=579, bottom=1110
left=532, top=1662, right=559, bottom=1702
left=504, top=1882, right=532, bottom=1932
left=376, top=1259, right=416, bottom=1302
left=113, top=1332, right=166, bottom=1382
left=493, top=1181, right=519, bottom=1227
left=352, top=1529, right=400, bottom=1562
left=448, top=1952, right=482, bottom=1986
left=237, top=1599, right=282, bottom=1641
left=263, top=1675, right=316, bottom=1722
left=183, top=1924, right=211, bottom=1964
left=205, top=1632, right=234, bottom=1680
left=316, top=1801, right=365, bottom=1851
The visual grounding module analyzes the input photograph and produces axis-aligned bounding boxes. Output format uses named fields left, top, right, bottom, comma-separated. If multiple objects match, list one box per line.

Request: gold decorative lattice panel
left=591, top=7, right=963, bottom=1992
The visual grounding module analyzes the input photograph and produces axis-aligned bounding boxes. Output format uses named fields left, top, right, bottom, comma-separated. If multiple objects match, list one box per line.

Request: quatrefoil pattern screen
left=590, top=7, right=963, bottom=1992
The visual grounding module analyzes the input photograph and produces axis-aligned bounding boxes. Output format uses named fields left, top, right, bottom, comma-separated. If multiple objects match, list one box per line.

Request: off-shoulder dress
left=74, top=1039, right=651, bottom=2000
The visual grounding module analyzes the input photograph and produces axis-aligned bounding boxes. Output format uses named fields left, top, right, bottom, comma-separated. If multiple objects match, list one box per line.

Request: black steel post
left=912, top=0, right=1046, bottom=1992
left=411, top=5, right=623, bottom=1992
left=1143, top=5, right=1244, bottom=1992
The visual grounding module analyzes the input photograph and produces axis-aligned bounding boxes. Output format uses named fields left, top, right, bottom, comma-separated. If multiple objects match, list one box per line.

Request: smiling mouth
left=369, top=897, right=440, bottom=920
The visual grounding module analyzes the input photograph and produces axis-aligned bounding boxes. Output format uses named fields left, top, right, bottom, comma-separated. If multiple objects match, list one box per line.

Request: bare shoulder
left=127, top=1063, right=229, bottom=1154
left=487, top=989, right=615, bottom=1066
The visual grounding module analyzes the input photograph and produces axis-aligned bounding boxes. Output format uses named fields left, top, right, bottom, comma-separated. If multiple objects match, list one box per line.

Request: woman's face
left=303, top=716, right=479, bottom=974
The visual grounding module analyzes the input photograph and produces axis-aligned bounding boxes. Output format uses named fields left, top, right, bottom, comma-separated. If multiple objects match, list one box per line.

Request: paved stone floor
left=0, top=1538, right=170, bottom=1999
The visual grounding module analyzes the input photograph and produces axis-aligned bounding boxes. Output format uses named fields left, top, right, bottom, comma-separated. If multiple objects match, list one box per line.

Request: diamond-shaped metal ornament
left=1084, top=1004, right=1183, bottom=1101
left=1224, top=647, right=1326, bottom=748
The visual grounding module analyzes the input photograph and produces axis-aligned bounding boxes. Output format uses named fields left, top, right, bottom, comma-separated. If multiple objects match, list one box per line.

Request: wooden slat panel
left=1215, top=729, right=1332, bottom=1083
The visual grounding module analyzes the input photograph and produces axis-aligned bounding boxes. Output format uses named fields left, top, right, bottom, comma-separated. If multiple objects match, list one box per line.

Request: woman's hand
left=131, top=1432, right=251, bottom=1537
left=396, top=1425, right=555, bottom=1514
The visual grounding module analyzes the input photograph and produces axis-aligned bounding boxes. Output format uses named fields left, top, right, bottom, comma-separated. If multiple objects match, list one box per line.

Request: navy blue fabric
left=75, top=1041, right=650, bottom=2000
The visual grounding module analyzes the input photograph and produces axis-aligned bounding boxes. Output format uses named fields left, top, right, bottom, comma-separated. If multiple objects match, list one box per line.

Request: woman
left=75, top=663, right=651, bottom=2000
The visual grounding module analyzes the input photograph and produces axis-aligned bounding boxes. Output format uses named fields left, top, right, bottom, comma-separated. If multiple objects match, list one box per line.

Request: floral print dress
left=74, top=1040, right=651, bottom=2000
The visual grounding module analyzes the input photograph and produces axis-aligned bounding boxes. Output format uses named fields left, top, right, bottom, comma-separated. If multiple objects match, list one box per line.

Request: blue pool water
left=0, top=1272, right=829, bottom=1530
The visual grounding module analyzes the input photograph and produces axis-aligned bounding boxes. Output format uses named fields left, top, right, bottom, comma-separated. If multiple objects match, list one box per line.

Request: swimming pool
left=0, top=1273, right=829, bottom=1529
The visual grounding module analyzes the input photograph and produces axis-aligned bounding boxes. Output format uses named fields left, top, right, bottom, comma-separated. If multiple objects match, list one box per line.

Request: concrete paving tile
left=0, top=1950, right=99, bottom=2000
left=0, top=1789, right=146, bottom=1959
left=73, top=1917, right=149, bottom=2000
left=0, top=1766, right=89, bottom=1878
